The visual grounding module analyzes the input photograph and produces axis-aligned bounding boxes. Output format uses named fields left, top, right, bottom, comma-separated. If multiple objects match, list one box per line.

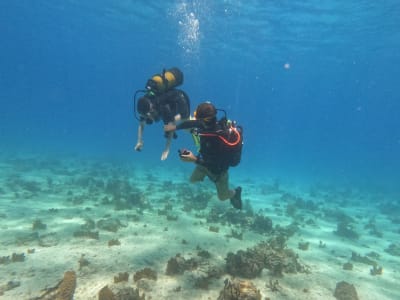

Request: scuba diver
left=164, top=101, right=243, bottom=209
left=133, top=67, right=190, bottom=160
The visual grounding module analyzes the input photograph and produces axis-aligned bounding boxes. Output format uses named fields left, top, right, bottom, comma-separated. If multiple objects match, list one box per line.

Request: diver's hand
left=134, top=141, right=143, bottom=151
left=164, top=123, right=177, bottom=132
left=179, top=150, right=197, bottom=162
left=161, top=149, right=169, bottom=161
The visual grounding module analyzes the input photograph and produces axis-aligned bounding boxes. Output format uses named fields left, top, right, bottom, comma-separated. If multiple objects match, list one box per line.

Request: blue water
left=1, top=0, right=399, bottom=192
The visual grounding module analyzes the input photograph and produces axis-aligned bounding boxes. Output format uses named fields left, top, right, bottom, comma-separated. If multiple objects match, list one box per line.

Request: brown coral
left=35, top=270, right=76, bottom=300
left=56, top=271, right=77, bottom=300
left=114, top=272, right=129, bottom=283
left=166, top=254, right=197, bottom=275
left=217, top=278, right=261, bottom=300
left=225, top=240, right=307, bottom=278
left=98, top=284, right=145, bottom=300
left=333, top=281, right=359, bottom=300
left=133, top=267, right=157, bottom=282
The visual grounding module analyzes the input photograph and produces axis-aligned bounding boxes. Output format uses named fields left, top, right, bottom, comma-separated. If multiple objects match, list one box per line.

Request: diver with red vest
left=164, top=102, right=243, bottom=209
left=133, top=67, right=190, bottom=160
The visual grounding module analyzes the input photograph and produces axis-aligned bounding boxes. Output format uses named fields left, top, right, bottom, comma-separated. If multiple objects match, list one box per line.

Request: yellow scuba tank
left=146, top=67, right=183, bottom=95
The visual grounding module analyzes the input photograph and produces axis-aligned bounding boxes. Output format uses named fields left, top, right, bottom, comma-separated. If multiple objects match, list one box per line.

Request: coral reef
left=57, top=271, right=77, bottom=300
left=342, top=262, right=353, bottom=270
left=197, top=248, right=211, bottom=259
left=165, top=251, right=223, bottom=289
left=73, top=230, right=99, bottom=239
left=226, top=229, right=243, bottom=240
left=189, top=263, right=224, bottom=290
left=38, top=232, right=59, bottom=247
left=217, top=278, right=262, bottom=300
left=32, top=219, right=47, bottom=230
left=78, top=255, right=90, bottom=270
left=334, top=221, right=359, bottom=240
left=97, top=218, right=127, bottom=233
left=350, top=252, right=377, bottom=266
left=1, top=252, right=26, bottom=264
left=249, top=214, right=273, bottom=234
left=114, top=272, right=129, bottom=283
left=165, top=254, right=197, bottom=275
left=206, top=205, right=274, bottom=237
left=384, top=243, right=400, bottom=256
left=133, top=267, right=157, bottom=282
left=98, top=284, right=145, bottom=300
left=266, top=279, right=281, bottom=292
left=226, top=250, right=264, bottom=278
left=108, top=239, right=121, bottom=247
left=16, top=232, right=39, bottom=245
left=333, top=281, right=359, bottom=300
left=225, top=238, right=307, bottom=278
left=12, top=252, right=25, bottom=262
left=181, top=191, right=212, bottom=212
left=370, top=265, right=383, bottom=276
left=0, top=280, right=20, bottom=296
left=298, top=241, right=309, bottom=251
left=33, top=270, right=76, bottom=300
left=378, top=201, right=400, bottom=217
left=364, top=218, right=383, bottom=238
left=209, top=226, right=219, bottom=233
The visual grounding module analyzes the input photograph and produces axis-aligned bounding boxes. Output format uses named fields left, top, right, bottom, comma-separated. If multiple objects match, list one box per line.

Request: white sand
left=0, top=154, right=399, bottom=299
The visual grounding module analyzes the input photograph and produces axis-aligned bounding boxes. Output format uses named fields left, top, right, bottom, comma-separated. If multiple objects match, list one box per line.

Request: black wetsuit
left=177, top=119, right=231, bottom=175
left=140, top=89, right=190, bottom=124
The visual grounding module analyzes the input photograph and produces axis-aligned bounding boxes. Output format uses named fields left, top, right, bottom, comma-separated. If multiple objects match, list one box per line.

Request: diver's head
left=195, top=102, right=217, bottom=127
left=137, top=96, right=158, bottom=124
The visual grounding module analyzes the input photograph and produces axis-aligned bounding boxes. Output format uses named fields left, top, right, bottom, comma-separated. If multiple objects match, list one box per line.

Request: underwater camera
left=178, top=149, right=190, bottom=157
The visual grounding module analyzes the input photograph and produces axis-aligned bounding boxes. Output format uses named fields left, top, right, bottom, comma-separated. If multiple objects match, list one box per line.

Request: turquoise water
left=1, top=1, right=399, bottom=299
left=1, top=1, right=399, bottom=189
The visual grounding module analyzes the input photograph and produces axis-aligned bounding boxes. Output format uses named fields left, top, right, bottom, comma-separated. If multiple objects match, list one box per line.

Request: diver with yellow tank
left=133, top=67, right=190, bottom=160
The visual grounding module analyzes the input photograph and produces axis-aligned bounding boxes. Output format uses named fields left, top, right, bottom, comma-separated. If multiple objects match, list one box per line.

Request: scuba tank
left=146, top=67, right=183, bottom=95
left=134, top=67, right=184, bottom=121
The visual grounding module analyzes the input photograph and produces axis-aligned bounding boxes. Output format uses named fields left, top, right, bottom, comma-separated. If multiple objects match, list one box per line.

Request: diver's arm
left=161, top=132, right=173, bottom=161
left=164, top=119, right=202, bottom=132
left=134, top=121, right=145, bottom=151
left=179, top=151, right=204, bottom=165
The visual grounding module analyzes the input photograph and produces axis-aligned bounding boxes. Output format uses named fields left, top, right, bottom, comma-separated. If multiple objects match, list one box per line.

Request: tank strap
left=199, top=127, right=241, bottom=147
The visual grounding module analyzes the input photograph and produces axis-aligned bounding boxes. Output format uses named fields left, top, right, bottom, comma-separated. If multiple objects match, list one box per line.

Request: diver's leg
left=190, top=165, right=207, bottom=183
left=214, top=171, right=235, bottom=201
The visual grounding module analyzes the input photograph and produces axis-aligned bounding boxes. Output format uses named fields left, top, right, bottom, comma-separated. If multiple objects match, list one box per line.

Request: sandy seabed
left=0, top=154, right=399, bottom=300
